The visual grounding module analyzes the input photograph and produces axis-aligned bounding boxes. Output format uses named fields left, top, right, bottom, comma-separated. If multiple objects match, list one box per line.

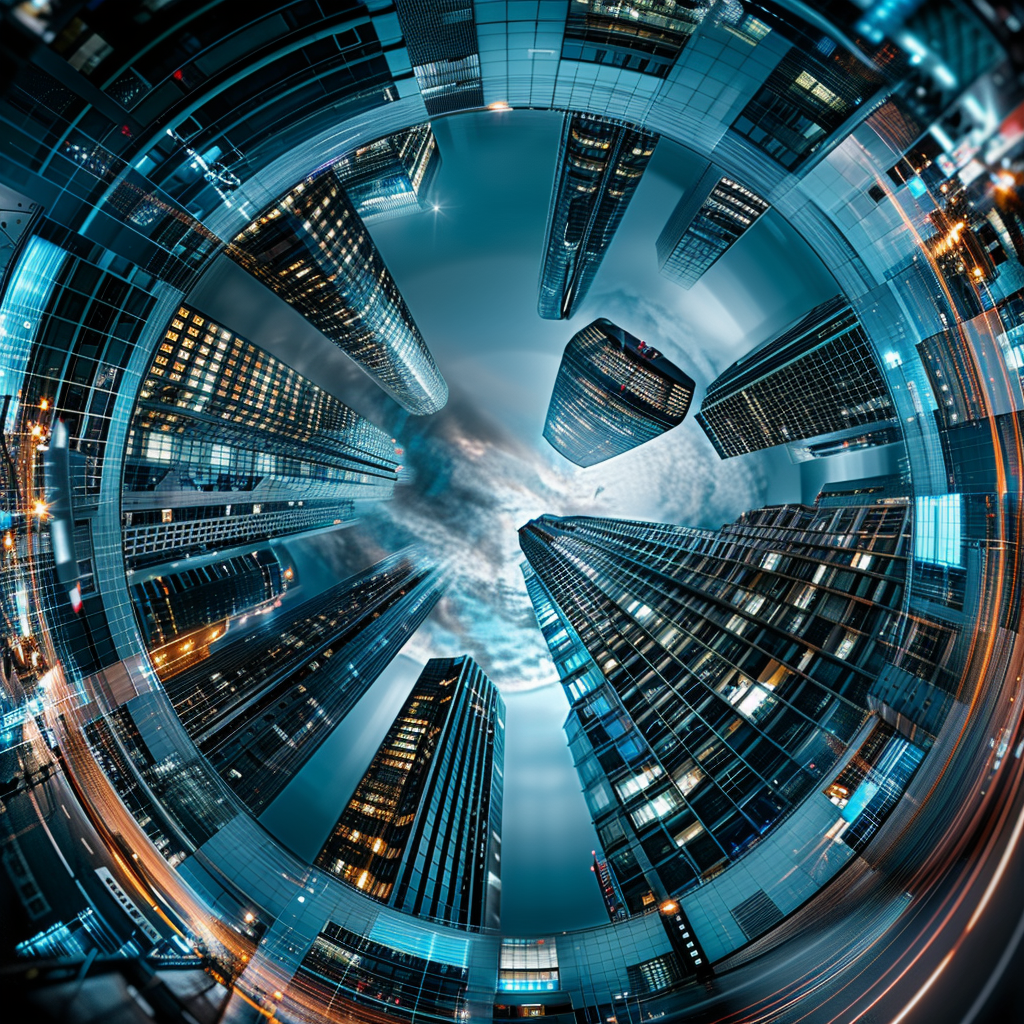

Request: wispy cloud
left=301, top=369, right=765, bottom=692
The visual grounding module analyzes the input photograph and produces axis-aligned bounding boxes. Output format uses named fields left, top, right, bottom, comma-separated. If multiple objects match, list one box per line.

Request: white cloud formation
left=302, top=372, right=766, bottom=693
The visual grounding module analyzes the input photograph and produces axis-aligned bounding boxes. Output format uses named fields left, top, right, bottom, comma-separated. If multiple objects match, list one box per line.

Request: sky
left=259, top=109, right=843, bottom=933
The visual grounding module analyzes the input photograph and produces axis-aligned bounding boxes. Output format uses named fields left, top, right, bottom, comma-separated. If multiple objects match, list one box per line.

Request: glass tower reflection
left=229, top=170, right=448, bottom=415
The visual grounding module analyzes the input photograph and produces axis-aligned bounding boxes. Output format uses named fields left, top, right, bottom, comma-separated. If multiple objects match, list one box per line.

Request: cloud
left=300, top=371, right=766, bottom=693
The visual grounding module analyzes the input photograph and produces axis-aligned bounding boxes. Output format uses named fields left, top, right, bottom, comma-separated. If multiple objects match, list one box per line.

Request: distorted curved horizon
left=3, top=2, right=1024, bottom=1023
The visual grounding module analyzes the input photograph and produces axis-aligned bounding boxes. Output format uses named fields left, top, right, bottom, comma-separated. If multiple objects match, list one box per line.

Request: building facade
left=543, top=318, right=695, bottom=467
left=129, top=546, right=285, bottom=677
left=229, top=170, right=448, bottom=415
left=162, top=550, right=447, bottom=815
left=657, top=167, right=770, bottom=289
left=123, top=304, right=399, bottom=570
left=392, top=0, right=484, bottom=116
left=316, top=655, right=504, bottom=929
left=520, top=495, right=913, bottom=910
left=538, top=114, right=658, bottom=320
left=696, top=296, right=895, bottom=458
left=332, top=124, right=441, bottom=223
left=561, top=0, right=710, bottom=79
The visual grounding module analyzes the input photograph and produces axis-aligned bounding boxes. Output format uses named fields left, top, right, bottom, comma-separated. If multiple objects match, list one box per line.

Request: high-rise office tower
left=316, top=655, right=504, bottom=929
left=538, top=114, right=658, bottom=320
left=657, top=168, right=770, bottom=289
left=696, top=296, right=895, bottom=459
left=333, top=125, right=441, bottom=223
left=123, top=305, right=399, bottom=570
left=229, top=171, right=448, bottom=415
left=392, top=0, right=484, bottom=115
left=561, top=0, right=710, bottom=79
left=162, top=551, right=446, bottom=815
left=520, top=498, right=909, bottom=910
left=543, top=318, right=695, bottom=467
left=731, top=39, right=885, bottom=170
left=131, top=547, right=285, bottom=680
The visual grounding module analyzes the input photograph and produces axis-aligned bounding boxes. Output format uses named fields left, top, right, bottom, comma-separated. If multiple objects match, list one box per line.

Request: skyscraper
left=520, top=496, right=910, bottom=909
left=561, top=0, right=710, bottom=78
left=229, top=171, right=448, bottom=415
left=392, top=0, right=484, bottom=115
left=123, top=305, right=399, bottom=570
left=315, top=655, right=504, bottom=929
left=731, top=38, right=886, bottom=170
left=543, top=318, right=695, bottom=467
left=538, top=114, right=658, bottom=320
left=130, top=547, right=286, bottom=680
left=162, top=551, right=446, bottom=815
left=696, top=296, right=895, bottom=459
left=657, top=168, right=770, bottom=289
left=332, top=125, right=441, bottom=223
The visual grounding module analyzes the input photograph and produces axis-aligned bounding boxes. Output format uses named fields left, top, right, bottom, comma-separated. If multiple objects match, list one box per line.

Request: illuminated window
left=144, top=432, right=174, bottom=462
left=914, top=494, right=962, bottom=567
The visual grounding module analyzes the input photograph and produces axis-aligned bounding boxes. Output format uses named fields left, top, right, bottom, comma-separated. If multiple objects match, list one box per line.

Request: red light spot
left=121, top=125, right=133, bottom=137
left=173, top=69, right=184, bottom=81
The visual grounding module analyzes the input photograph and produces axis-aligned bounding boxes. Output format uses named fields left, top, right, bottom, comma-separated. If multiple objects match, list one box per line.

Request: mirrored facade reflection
left=333, top=125, right=442, bottom=223
left=697, top=297, right=896, bottom=459
left=537, top=114, right=658, bottom=320
left=543, top=319, right=695, bottom=467
left=229, top=170, right=448, bottom=416
left=316, top=655, right=504, bottom=929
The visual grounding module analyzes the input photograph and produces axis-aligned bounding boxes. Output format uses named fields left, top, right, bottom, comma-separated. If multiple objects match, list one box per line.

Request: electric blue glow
left=914, top=494, right=963, bottom=568
left=368, top=915, right=469, bottom=968
left=0, top=236, right=67, bottom=431
left=906, top=175, right=928, bottom=198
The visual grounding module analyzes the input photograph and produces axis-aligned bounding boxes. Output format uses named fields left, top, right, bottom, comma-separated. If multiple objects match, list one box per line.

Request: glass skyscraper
left=696, top=297, right=895, bottom=459
left=316, top=655, right=505, bottom=929
left=520, top=495, right=911, bottom=909
left=332, top=124, right=441, bottom=223
left=123, top=305, right=399, bottom=570
left=393, top=0, right=484, bottom=116
left=162, top=551, right=447, bottom=815
left=229, top=170, right=448, bottom=415
left=561, top=0, right=710, bottom=78
left=657, top=168, right=770, bottom=289
left=730, top=33, right=886, bottom=170
left=130, top=547, right=285, bottom=679
left=543, top=319, right=695, bottom=467
left=537, top=114, right=658, bottom=320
